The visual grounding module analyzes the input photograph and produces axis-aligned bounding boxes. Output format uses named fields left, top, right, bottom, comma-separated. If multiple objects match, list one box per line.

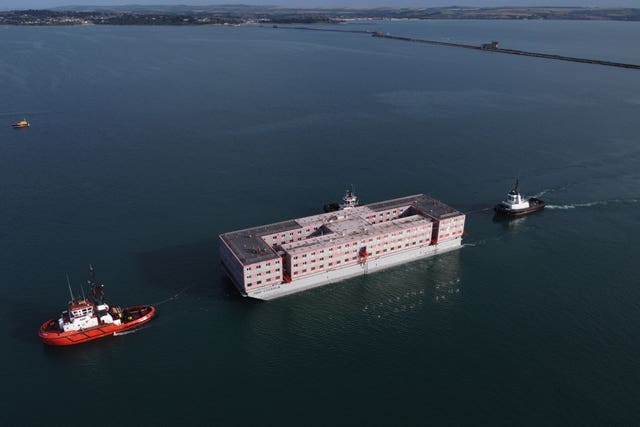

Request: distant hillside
left=49, top=5, right=640, bottom=20
left=2, top=6, right=640, bottom=26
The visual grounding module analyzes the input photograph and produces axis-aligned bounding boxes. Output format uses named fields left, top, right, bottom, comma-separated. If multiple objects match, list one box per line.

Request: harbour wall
left=272, top=25, right=640, bottom=71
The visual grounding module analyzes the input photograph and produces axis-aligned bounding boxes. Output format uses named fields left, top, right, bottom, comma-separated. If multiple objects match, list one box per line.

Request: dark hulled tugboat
left=494, top=179, right=545, bottom=217
left=38, top=265, right=156, bottom=346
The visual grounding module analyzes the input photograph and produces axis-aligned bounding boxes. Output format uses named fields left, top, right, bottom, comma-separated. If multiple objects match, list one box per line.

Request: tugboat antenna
left=66, top=274, right=74, bottom=301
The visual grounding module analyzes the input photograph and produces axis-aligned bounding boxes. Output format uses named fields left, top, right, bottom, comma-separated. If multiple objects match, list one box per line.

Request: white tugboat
left=494, top=179, right=545, bottom=217
left=323, top=187, right=360, bottom=212
left=339, top=187, right=359, bottom=210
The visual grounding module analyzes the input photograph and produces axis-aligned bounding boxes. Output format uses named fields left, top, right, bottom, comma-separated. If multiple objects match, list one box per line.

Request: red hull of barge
left=38, top=305, right=156, bottom=346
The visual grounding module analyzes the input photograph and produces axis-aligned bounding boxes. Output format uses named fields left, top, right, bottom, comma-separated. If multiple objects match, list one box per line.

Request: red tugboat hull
left=38, top=305, right=156, bottom=346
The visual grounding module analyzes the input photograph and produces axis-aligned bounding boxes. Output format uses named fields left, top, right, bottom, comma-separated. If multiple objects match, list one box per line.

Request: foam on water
left=113, top=325, right=151, bottom=336
left=546, top=202, right=602, bottom=210
left=546, top=198, right=639, bottom=210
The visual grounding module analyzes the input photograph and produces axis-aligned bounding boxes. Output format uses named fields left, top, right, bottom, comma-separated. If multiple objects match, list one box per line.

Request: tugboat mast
left=66, top=274, right=74, bottom=301
left=89, top=264, right=105, bottom=304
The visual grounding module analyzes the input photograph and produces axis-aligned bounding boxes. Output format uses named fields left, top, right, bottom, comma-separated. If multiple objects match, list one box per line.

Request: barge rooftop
left=219, top=194, right=466, bottom=300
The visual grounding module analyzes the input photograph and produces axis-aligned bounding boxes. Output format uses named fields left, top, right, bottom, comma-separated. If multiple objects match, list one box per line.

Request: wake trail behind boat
left=531, top=182, right=575, bottom=198
left=546, top=198, right=639, bottom=210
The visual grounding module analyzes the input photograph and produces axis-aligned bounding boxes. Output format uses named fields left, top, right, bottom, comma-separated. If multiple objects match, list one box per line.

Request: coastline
left=2, top=6, right=639, bottom=26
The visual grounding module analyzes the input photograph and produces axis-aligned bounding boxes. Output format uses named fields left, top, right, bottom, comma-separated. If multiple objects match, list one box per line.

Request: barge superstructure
left=219, top=194, right=465, bottom=300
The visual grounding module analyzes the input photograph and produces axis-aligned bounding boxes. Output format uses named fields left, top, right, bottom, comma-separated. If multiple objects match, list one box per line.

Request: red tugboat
left=38, top=265, right=156, bottom=346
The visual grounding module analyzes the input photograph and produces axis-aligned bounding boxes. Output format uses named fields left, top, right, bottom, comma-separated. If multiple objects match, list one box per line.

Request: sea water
left=1, top=20, right=639, bottom=425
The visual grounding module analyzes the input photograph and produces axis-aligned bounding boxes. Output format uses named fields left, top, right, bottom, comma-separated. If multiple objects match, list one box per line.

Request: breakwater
left=273, top=25, right=640, bottom=70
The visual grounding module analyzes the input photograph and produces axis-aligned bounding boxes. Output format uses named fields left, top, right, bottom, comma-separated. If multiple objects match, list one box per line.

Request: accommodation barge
left=219, top=194, right=466, bottom=300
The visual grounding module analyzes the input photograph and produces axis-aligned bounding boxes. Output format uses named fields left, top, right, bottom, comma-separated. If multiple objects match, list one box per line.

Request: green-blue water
left=1, top=20, right=640, bottom=425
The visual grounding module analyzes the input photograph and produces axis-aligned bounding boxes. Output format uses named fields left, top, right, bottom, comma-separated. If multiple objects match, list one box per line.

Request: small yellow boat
left=12, top=119, right=29, bottom=128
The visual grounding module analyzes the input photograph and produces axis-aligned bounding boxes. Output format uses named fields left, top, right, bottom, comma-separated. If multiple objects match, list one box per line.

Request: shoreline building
left=219, top=194, right=466, bottom=300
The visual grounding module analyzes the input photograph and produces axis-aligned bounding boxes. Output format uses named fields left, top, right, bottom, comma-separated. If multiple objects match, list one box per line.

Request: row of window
left=438, top=230, right=463, bottom=239
left=268, top=227, right=317, bottom=241
left=291, top=238, right=427, bottom=277
left=292, top=240, right=365, bottom=260
left=367, top=209, right=400, bottom=218
left=72, top=307, right=92, bottom=317
left=292, top=256, right=358, bottom=276
left=245, top=260, right=280, bottom=272
left=290, top=228, right=428, bottom=261
left=245, top=267, right=281, bottom=280
left=246, top=274, right=280, bottom=288
left=439, top=225, right=464, bottom=232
